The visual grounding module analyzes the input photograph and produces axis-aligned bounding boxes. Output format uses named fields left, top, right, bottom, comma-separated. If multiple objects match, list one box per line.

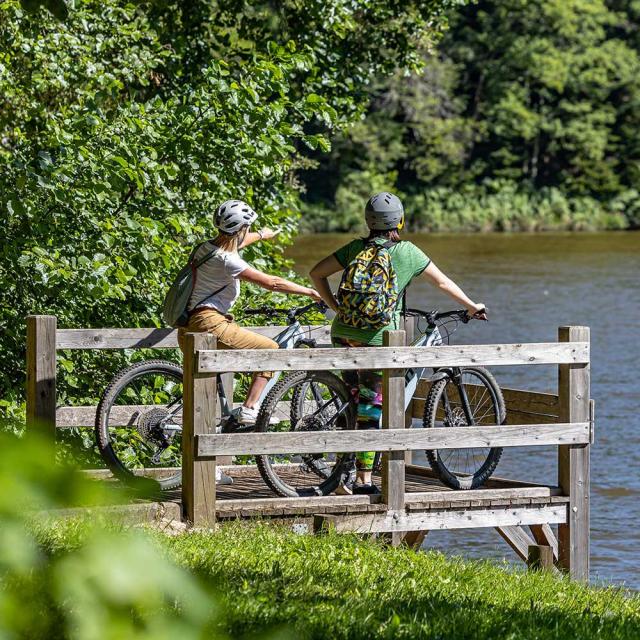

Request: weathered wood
left=527, top=545, right=555, bottom=571
left=196, top=422, right=590, bottom=457
left=402, top=530, right=428, bottom=549
left=182, top=333, right=217, bottom=526
left=405, top=486, right=564, bottom=506
left=529, top=523, right=559, bottom=561
left=557, top=326, right=590, bottom=581
left=26, top=315, right=57, bottom=440
left=314, top=504, right=567, bottom=534
left=381, top=330, right=406, bottom=546
left=496, top=525, right=536, bottom=561
left=56, top=400, right=293, bottom=428
left=55, top=325, right=331, bottom=349
left=412, top=383, right=560, bottom=424
left=197, top=341, right=590, bottom=373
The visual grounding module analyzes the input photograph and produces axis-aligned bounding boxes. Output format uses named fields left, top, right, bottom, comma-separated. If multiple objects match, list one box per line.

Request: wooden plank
left=314, top=505, right=567, bottom=534
left=405, top=486, right=564, bottom=506
left=557, top=326, right=591, bottom=581
left=216, top=493, right=381, bottom=514
left=56, top=400, right=292, bottom=428
left=496, top=525, right=536, bottom=561
left=196, top=422, right=590, bottom=457
left=411, top=384, right=559, bottom=423
left=197, top=341, right=590, bottom=374
left=26, top=315, right=57, bottom=440
left=182, top=333, right=217, bottom=526
left=55, top=325, right=331, bottom=349
left=529, top=523, right=559, bottom=561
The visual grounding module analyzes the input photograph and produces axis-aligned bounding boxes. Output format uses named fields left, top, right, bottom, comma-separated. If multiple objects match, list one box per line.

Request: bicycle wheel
left=424, top=367, right=505, bottom=490
left=255, top=370, right=356, bottom=497
left=95, top=360, right=184, bottom=490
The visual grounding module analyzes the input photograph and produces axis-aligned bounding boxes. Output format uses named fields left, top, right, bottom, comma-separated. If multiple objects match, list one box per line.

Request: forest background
left=2, top=0, right=640, bottom=432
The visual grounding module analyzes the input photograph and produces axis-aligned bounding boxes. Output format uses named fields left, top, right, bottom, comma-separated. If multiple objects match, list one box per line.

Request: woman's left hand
left=259, top=228, right=279, bottom=241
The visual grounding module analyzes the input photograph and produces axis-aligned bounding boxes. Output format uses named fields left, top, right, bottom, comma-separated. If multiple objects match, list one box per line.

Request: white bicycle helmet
left=214, top=200, right=258, bottom=234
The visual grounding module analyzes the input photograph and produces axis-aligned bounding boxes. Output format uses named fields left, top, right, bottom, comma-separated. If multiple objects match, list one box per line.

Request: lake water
left=286, top=231, right=640, bottom=589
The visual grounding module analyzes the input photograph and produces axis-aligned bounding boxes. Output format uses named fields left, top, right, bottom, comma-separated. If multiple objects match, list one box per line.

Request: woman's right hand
left=467, top=303, right=488, bottom=321
left=306, top=288, right=323, bottom=302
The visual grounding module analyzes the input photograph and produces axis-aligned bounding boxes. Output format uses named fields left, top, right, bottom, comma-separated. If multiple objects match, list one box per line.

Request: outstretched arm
left=239, top=228, right=279, bottom=249
left=239, top=267, right=321, bottom=301
left=423, top=262, right=487, bottom=319
left=309, top=255, right=343, bottom=312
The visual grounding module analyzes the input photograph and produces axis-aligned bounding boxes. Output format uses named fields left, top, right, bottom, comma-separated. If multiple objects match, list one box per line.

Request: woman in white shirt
left=178, top=200, right=321, bottom=425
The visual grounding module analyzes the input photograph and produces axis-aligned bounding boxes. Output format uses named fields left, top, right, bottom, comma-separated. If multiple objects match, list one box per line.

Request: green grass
left=34, top=519, right=639, bottom=640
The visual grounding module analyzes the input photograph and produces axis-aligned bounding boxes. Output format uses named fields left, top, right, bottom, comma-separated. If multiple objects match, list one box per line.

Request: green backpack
left=336, top=239, right=399, bottom=330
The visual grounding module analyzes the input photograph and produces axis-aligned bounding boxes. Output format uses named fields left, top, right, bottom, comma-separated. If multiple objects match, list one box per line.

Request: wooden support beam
left=182, top=333, right=217, bottom=527
left=402, top=530, right=428, bottom=549
left=382, top=330, right=406, bottom=546
left=527, top=545, right=555, bottom=572
left=196, top=422, right=590, bottom=458
left=26, top=315, right=57, bottom=441
left=196, top=341, right=590, bottom=374
left=529, top=524, right=559, bottom=561
left=313, top=505, right=566, bottom=534
left=557, top=326, right=590, bottom=581
left=496, top=525, right=537, bottom=562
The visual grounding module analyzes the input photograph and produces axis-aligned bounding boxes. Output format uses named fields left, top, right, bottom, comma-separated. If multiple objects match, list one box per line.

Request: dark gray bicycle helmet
left=214, top=199, right=258, bottom=234
left=364, top=192, right=404, bottom=231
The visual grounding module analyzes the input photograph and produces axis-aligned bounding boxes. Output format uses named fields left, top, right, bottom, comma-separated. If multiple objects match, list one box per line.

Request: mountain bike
left=254, top=308, right=506, bottom=496
left=94, top=301, right=330, bottom=490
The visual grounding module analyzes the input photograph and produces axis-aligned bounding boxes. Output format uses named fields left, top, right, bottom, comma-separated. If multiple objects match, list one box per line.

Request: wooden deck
left=138, top=464, right=568, bottom=523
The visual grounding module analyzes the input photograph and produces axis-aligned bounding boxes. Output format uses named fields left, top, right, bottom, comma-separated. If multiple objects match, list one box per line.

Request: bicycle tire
left=423, top=366, right=505, bottom=490
left=95, top=360, right=184, bottom=490
left=255, top=370, right=356, bottom=497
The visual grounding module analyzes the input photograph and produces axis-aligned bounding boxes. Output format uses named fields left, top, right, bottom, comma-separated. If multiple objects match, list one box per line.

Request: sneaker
left=215, top=467, right=233, bottom=485
left=353, top=483, right=380, bottom=495
left=231, top=405, right=280, bottom=426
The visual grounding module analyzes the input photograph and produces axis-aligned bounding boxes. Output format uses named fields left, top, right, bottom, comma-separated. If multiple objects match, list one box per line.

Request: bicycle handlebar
left=406, top=308, right=482, bottom=325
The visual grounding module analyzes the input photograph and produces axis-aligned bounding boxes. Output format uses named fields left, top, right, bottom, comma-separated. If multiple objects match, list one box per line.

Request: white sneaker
left=231, top=405, right=280, bottom=426
left=216, top=467, right=233, bottom=485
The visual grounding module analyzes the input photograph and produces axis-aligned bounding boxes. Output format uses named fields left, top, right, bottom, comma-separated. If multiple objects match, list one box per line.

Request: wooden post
left=527, top=545, right=554, bottom=572
left=182, top=332, right=217, bottom=527
left=26, top=315, right=57, bottom=441
left=382, top=329, right=406, bottom=546
left=558, top=326, right=590, bottom=581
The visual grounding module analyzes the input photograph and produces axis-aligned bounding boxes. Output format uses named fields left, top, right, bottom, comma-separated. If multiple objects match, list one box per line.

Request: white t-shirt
left=187, top=241, right=250, bottom=314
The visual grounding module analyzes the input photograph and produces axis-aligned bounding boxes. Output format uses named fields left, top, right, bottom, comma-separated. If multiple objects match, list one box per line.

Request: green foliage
left=0, top=0, right=460, bottom=435
left=302, top=0, right=640, bottom=231
left=0, top=432, right=223, bottom=638
left=36, top=521, right=640, bottom=639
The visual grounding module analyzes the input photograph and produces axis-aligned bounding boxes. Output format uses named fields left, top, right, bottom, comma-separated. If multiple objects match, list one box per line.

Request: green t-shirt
left=331, top=239, right=430, bottom=346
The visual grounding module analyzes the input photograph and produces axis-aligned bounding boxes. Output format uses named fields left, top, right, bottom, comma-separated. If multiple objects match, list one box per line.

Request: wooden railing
left=182, top=326, right=592, bottom=580
left=24, top=316, right=593, bottom=579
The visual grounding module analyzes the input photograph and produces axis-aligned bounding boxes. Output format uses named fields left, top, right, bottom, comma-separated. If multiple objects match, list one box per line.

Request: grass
left=33, top=519, right=640, bottom=640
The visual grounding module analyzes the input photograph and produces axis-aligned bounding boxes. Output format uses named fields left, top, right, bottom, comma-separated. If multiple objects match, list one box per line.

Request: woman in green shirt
left=310, top=192, right=487, bottom=494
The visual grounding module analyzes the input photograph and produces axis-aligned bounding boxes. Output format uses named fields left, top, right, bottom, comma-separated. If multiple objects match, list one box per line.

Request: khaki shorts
left=178, top=308, right=278, bottom=378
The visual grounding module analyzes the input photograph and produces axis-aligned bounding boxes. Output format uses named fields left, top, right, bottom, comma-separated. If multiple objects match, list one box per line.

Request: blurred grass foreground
left=1, top=432, right=640, bottom=639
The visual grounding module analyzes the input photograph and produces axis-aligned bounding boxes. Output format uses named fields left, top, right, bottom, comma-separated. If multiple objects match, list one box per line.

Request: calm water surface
left=286, top=232, right=640, bottom=589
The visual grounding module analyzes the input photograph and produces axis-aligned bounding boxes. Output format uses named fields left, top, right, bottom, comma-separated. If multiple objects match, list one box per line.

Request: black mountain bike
left=254, top=308, right=506, bottom=496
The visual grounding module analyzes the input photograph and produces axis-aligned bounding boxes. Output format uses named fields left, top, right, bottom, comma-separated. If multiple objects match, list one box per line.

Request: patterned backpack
left=336, top=239, right=399, bottom=330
